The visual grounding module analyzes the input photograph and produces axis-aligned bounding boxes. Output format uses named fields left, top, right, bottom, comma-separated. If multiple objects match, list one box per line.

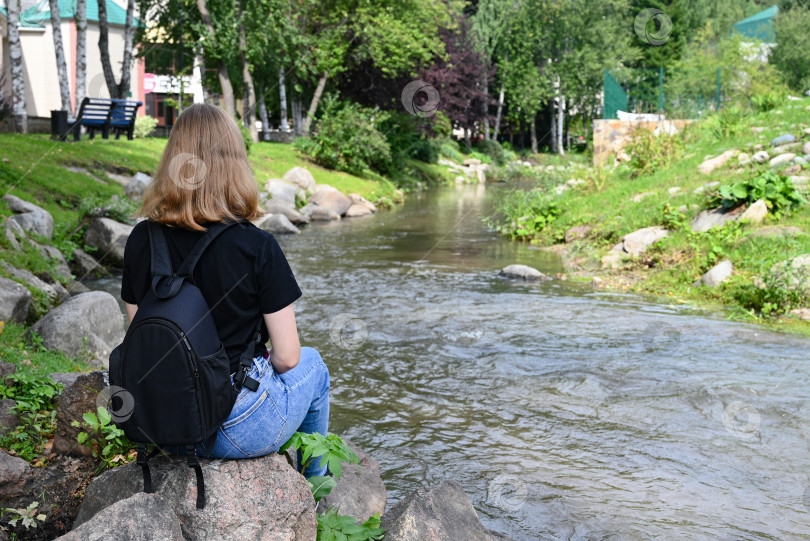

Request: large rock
left=83, top=218, right=133, bottom=267
left=751, top=151, right=769, bottom=164
left=382, top=481, right=495, bottom=541
left=769, top=153, right=796, bottom=168
left=691, top=207, right=737, bottom=233
left=310, top=185, right=352, bottom=216
left=299, top=203, right=341, bottom=221
left=0, top=361, right=15, bottom=385
left=125, top=172, right=153, bottom=201
left=697, top=149, right=737, bottom=175
left=499, top=264, right=549, bottom=281
left=71, top=248, right=105, bottom=279
left=52, top=371, right=106, bottom=457
left=751, top=225, right=805, bottom=238
left=2, top=194, right=54, bottom=239
left=75, top=453, right=316, bottom=541
left=57, top=493, right=183, bottom=541
left=0, top=399, right=19, bottom=438
left=320, top=440, right=387, bottom=522
left=283, top=167, right=317, bottom=191
left=35, top=244, right=72, bottom=281
left=564, top=225, right=592, bottom=243
left=2, top=219, right=26, bottom=250
left=0, top=449, right=31, bottom=499
left=616, top=226, right=669, bottom=256
left=803, top=141, right=810, bottom=156
left=0, top=276, right=32, bottom=323
left=738, top=199, right=768, bottom=224
left=770, top=134, right=796, bottom=147
left=348, top=193, right=377, bottom=214
left=263, top=201, right=310, bottom=225
left=764, top=254, right=810, bottom=299
left=1, top=262, right=68, bottom=304
left=345, top=204, right=375, bottom=217
left=29, top=291, right=124, bottom=365
left=256, top=213, right=300, bottom=235
left=697, top=260, right=733, bottom=287
left=265, top=179, right=298, bottom=209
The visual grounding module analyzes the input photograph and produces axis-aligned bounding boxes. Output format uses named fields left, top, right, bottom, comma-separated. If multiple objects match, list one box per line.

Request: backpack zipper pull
left=179, top=331, right=192, bottom=351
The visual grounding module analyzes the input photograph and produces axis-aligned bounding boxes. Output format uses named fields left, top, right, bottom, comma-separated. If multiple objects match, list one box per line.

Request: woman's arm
left=125, top=303, right=138, bottom=324
left=264, top=304, right=300, bottom=374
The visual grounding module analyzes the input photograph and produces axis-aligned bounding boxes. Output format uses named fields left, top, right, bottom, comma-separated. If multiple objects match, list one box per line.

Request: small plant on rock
left=1, top=501, right=47, bottom=530
left=707, top=171, right=804, bottom=218
left=72, top=406, right=135, bottom=471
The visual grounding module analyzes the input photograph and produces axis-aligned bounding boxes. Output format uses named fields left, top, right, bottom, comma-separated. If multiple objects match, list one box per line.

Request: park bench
left=59, top=97, right=143, bottom=141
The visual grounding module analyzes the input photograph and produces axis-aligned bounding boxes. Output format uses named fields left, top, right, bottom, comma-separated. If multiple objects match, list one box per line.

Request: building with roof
left=0, top=0, right=144, bottom=122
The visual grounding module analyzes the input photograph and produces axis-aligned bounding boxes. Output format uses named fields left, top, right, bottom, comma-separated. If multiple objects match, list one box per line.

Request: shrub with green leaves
left=72, top=407, right=134, bottom=471
left=703, top=105, right=748, bottom=140
left=133, top=115, right=158, bottom=138
left=0, top=373, right=62, bottom=462
left=625, top=127, right=683, bottom=177
left=317, top=509, right=384, bottom=541
left=708, top=171, right=804, bottom=218
left=485, top=189, right=562, bottom=240
left=304, top=96, right=391, bottom=176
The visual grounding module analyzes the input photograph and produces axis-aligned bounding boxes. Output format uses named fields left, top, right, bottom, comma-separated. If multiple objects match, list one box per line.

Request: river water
left=91, top=184, right=810, bottom=540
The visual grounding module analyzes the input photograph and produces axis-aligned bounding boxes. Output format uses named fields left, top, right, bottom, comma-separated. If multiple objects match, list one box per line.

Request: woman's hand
left=125, top=303, right=138, bottom=324
left=264, top=304, right=300, bottom=374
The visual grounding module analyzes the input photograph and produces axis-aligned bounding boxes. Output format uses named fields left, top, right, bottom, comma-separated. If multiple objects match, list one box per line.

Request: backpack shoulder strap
left=147, top=221, right=173, bottom=278
left=176, top=220, right=242, bottom=278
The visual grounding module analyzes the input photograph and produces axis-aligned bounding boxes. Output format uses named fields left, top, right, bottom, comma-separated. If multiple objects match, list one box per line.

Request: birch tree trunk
left=75, top=0, right=87, bottom=111
left=196, top=0, right=235, bottom=116
left=194, top=45, right=210, bottom=104
left=482, top=78, right=490, bottom=140
left=291, top=95, right=302, bottom=136
left=530, top=115, right=538, bottom=154
left=278, top=67, right=289, bottom=132
left=549, top=102, right=557, bottom=154
left=258, top=90, right=270, bottom=141
left=557, top=79, right=565, bottom=157
left=97, top=0, right=120, bottom=98
left=7, top=0, right=27, bottom=133
left=303, top=73, right=328, bottom=133
left=116, top=0, right=136, bottom=98
left=493, top=81, right=504, bottom=141
left=49, top=0, right=72, bottom=113
left=237, top=0, right=258, bottom=142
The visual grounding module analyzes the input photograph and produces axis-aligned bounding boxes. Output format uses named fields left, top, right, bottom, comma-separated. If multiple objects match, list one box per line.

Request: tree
left=195, top=0, right=236, bottom=115
left=421, top=20, right=491, bottom=147
left=6, top=0, right=27, bottom=133
left=237, top=0, right=257, bottom=141
left=771, top=6, right=810, bottom=91
left=98, top=0, right=137, bottom=98
left=75, top=0, right=88, bottom=110
left=48, top=0, right=73, bottom=113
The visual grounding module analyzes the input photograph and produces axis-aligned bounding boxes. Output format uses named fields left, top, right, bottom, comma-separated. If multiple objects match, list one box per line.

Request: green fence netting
left=603, top=69, right=627, bottom=120
left=603, top=67, right=723, bottom=120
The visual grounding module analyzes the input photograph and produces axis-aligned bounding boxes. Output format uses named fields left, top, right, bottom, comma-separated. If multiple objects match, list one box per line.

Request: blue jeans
left=193, top=346, right=330, bottom=477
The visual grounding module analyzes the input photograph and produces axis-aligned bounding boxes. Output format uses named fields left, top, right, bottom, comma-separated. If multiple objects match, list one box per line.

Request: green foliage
left=437, top=138, right=465, bottom=163
left=708, top=171, right=804, bottom=218
left=2, top=501, right=47, bottom=530
left=77, top=195, right=138, bottom=225
left=133, top=116, right=158, bottom=139
left=703, top=105, right=748, bottom=140
left=317, top=510, right=385, bottom=541
left=239, top=122, right=253, bottom=155
left=302, top=96, right=392, bottom=176
left=625, top=128, right=683, bottom=177
left=750, top=88, right=785, bottom=113
left=734, top=254, right=810, bottom=316
left=485, top=189, right=561, bottom=240
left=0, top=373, right=62, bottom=462
left=280, top=432, right=359, bottom=483
left=473, top=139, right=515, bottom=166
left=71, top=407, right=134, bottom=471
left=771, top=6, right=810, bottom=92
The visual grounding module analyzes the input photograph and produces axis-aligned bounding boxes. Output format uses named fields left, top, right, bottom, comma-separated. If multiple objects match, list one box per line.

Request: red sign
left=144, top=73, right=157, bottom=94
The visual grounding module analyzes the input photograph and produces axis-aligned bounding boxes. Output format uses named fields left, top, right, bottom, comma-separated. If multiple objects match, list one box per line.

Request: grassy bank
left=487, top=97, right=810, bottom=333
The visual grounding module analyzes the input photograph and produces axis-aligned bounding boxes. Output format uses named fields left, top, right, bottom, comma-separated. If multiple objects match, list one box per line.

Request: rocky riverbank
left=0, top=165, right=515, bottom=540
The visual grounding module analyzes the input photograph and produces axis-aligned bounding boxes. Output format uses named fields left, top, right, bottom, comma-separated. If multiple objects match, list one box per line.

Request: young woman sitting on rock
left=120, top=103, right=329, bottom=477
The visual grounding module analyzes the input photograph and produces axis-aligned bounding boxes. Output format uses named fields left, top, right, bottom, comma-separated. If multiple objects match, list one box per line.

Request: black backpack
left=109, top=220, right=261, bottom=508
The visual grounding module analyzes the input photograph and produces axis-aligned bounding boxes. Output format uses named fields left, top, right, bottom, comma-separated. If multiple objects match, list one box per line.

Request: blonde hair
left=139, top=103, right=263, bottom=231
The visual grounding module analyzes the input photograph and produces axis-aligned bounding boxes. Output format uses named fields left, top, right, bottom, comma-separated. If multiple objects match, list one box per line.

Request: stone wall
left=593, top=118, right=693, bottom=166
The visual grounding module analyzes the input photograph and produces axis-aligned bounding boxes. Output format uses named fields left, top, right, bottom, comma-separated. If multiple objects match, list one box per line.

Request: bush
left=239, top=122, right=253, bottom=154
left=708, top=171, right=804, bottom=219
left=625, top=127, right=683, bottom=177
left=484, top=188, right=562, bottom=240
left=771, top=6, right=810, bottom=92
left=473, top=139, right=509, bottom=166
left=437, top=138, right=465, bottom=163
left=704, top=105, right=748, bottom=140
left=738, top=255, right=810, bottom=316
left=304, top=96, right=391, bottom=176
left=132, top=115, right=158, bottom=138
left=408, top=139, right=439, bottom=164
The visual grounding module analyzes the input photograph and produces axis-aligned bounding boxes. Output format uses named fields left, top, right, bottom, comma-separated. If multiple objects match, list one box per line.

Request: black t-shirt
left=121, top=220, right=302, bottom=372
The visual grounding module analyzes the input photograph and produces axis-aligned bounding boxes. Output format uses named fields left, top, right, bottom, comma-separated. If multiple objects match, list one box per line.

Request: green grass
left=0, top=322, right=91, bottom=375
left=489, top=96, right=810, bottom=331
left=0, top=134, right=400, bottom=232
